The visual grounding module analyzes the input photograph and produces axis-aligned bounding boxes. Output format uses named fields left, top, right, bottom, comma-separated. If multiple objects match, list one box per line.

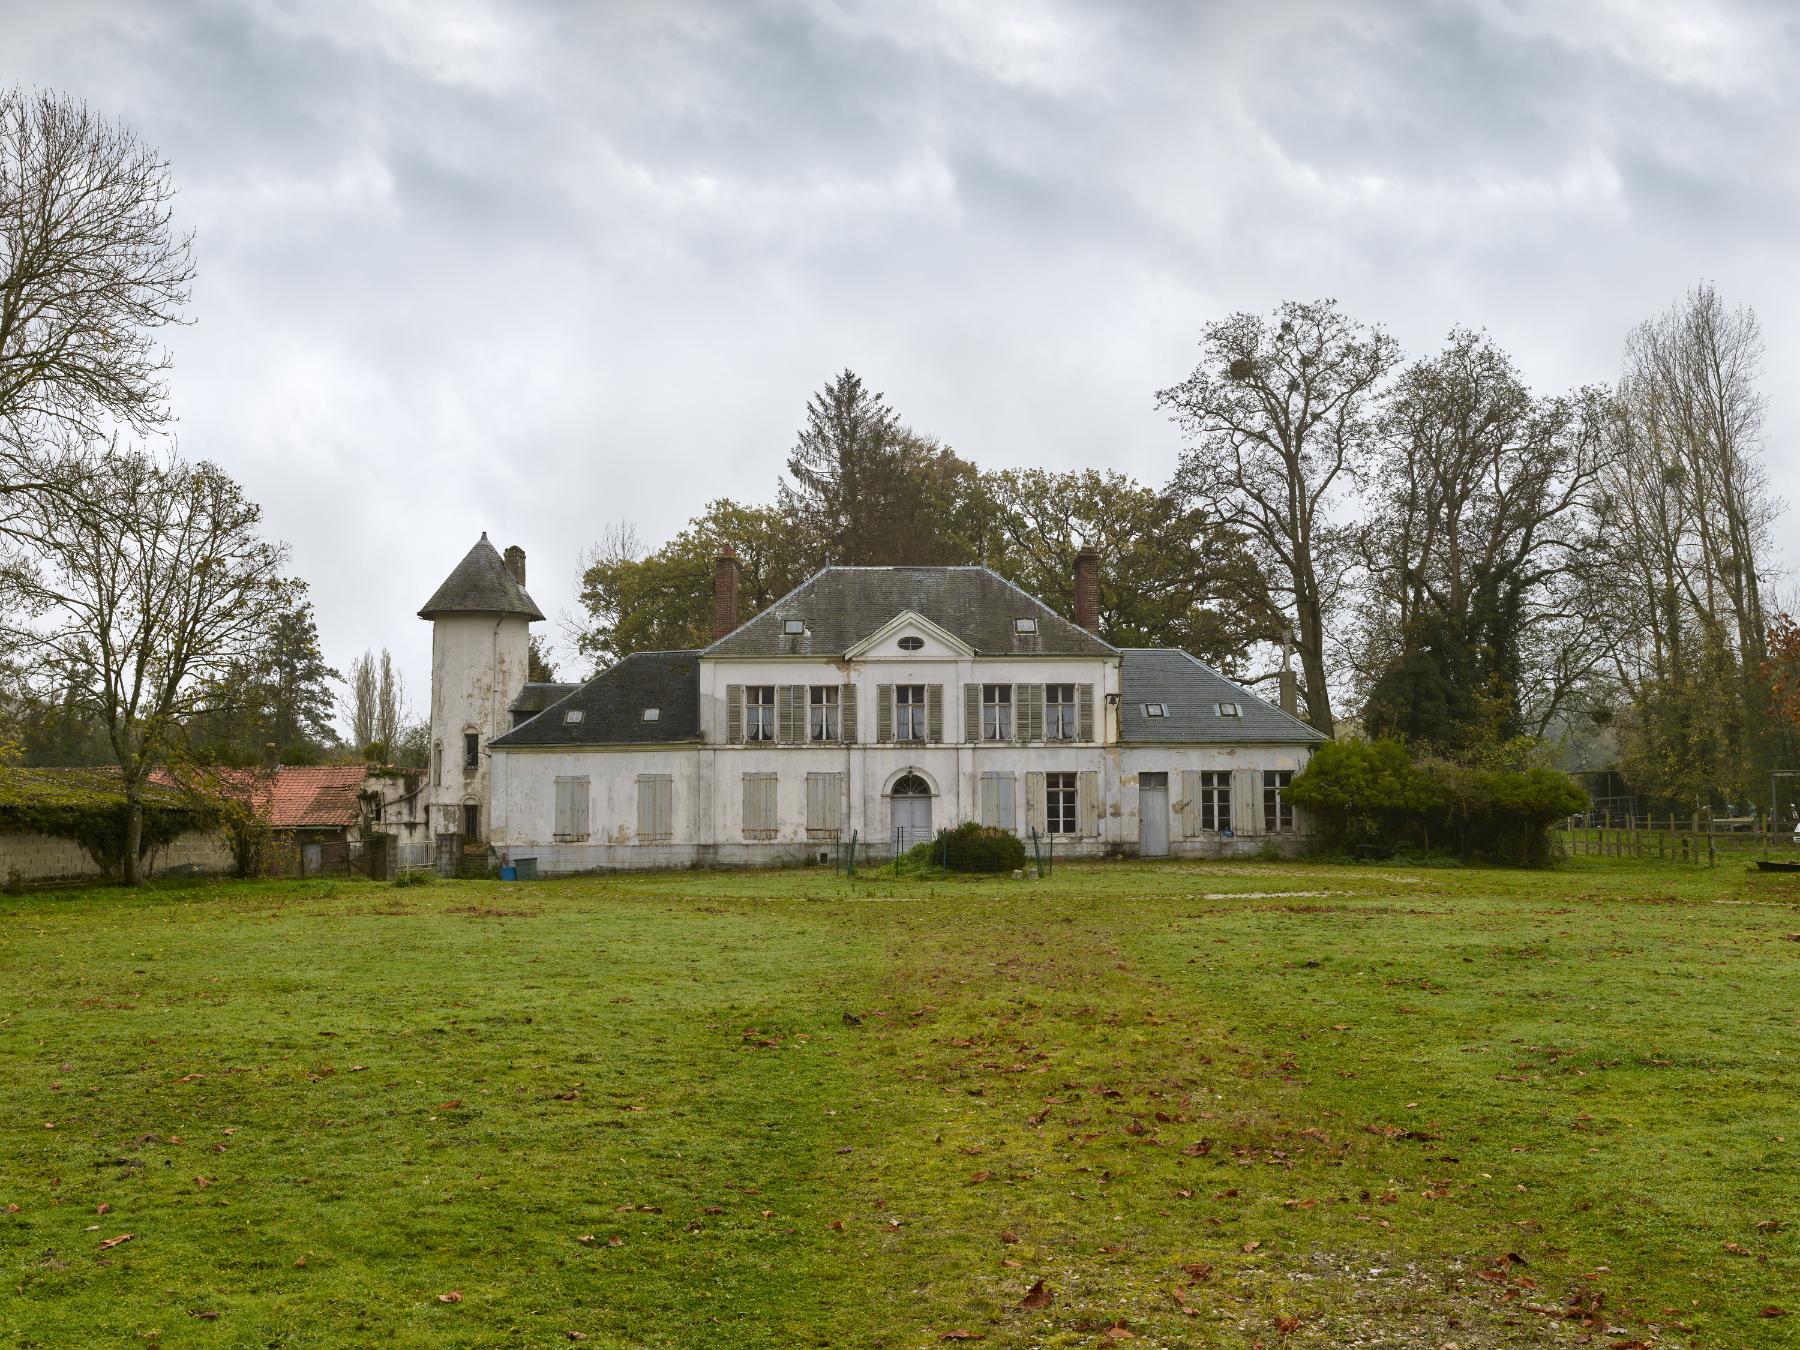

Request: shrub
left=910, top=822, right=1027, bottom=874
left=1288, top=739, right=1439, bottom=851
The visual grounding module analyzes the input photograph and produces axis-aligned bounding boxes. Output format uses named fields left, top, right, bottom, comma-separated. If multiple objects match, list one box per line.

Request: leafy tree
left=1160, top=300, right=1399, bottom=734
left=186, top=597, right=339, bottom=765
left=527, top=636, right=558, bottom=683
left=1287, top=738, right=1439, bottom=851
left=982, top=468, right=1276, bottom=668
left=1, top=451, right=289, bottom=883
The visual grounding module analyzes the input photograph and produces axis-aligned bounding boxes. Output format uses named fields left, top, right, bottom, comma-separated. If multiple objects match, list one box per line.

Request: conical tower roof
left=418, top=533, right=544, bottom=621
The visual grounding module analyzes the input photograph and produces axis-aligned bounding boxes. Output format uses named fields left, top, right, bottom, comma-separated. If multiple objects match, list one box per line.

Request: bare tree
left=1, top=88, right=194, bottom=522
left=1, top=451, right=287, bottom=883
left=1160, top=300, right=1399, bottom=735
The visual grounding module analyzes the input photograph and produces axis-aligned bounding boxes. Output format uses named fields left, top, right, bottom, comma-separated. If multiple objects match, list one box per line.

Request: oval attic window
left=898, top=636, right=924, bottom=651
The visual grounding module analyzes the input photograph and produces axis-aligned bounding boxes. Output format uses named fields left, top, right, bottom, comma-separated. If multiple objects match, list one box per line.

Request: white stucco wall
left=427, top=612, right=531, bottom=838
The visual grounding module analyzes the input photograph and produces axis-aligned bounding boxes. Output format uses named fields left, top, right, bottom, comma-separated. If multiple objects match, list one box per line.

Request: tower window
left=463, top=732, right=479, bottom=769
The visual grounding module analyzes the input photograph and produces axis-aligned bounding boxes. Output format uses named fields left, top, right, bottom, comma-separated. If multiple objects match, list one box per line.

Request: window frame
left=1263, top=769, right=1295, bottom=834
left=895, top=684, right=926, bottom=742
left=462, top=731, right=479, bottom=770
left=1046, top=683, right=1077, bottom=740
left=982, top=684, right=1013, bottom=741
left=1198, top=769, right=1232, bottom=833
left=808, top=684, right=840, bottom=741
left=745, top=685, right=776, bottom=741
left=1045, top=771, right=1077, bottom=835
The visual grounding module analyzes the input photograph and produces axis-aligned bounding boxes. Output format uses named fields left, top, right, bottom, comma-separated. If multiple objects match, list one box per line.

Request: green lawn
left=2, top=857, right=1797, bottom=1349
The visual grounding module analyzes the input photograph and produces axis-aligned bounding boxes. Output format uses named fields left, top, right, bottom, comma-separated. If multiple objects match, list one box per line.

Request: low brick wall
left=0, top=829, right=236, bottom=885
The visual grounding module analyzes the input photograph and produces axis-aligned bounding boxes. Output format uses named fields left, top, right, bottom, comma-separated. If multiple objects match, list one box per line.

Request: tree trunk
left=123, top=791, right=144, bottom=887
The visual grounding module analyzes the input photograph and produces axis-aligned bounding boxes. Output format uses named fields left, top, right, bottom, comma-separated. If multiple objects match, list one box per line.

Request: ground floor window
left=462, top=802, right=480, bottom=840
left=1046, top=771, right=1077, bottom=834
left=1264, top=769, right=1294, bottom=834
left=637, top=774, right=673, bottom=841
left=1199, top=770, right=1231, bottom=832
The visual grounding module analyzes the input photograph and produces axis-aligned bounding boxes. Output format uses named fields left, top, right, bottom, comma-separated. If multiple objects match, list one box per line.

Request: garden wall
left=0, top=829, right=235, bottom=884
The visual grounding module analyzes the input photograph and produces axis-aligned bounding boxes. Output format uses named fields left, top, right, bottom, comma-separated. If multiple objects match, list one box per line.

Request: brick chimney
left=503, top=544, right=526, bottom=588
left=713, top=547, right=740, bottom=639
left=1073, top=548, right=1100, bottom=631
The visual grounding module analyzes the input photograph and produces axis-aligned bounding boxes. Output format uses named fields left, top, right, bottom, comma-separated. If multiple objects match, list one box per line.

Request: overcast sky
left=7, top=0, right=1798, bottom=731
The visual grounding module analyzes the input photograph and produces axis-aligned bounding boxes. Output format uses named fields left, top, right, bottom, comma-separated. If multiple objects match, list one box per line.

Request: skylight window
left=1216, top=702, right=1242, bottom=717
left=642, top=708, right=660, bottom=721
left=1014, top=617, right=1038, bottom=634
left=563, top=709, right=584, bottom=724
left=783, top=619, right=806, bottom=635
left=898, top=635, right=924, bottom=651
left=1143, top=703, right=1168, bottom=718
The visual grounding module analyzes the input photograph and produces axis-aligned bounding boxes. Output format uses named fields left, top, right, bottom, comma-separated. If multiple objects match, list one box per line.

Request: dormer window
left=1216, top=702, right=1242, bottom=717
left=898, top=635, right=924, bottom=651
left=563, top=709, right=585, bottom=724
left=1014, top=617, right=1038, bottom=634
left=643, top=708, right=660, bottom=722
left=1143, top=703, right=1168, bottom=718
left=783, top=619, right=806, bottom=635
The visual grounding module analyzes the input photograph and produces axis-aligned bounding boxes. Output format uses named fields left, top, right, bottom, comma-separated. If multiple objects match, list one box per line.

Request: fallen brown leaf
left=1018, top=1279, right=1052, bottom=1310
left=97, top=1233, right=133, bottom=1251
left=1241, top=1240, right=1261, bottom=1253
left=437, top=1290, right=461, bottom=1303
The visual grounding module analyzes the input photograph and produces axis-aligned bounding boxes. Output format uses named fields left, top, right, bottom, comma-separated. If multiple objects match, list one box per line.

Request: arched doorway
left=890, top=773, right=933, bottom=849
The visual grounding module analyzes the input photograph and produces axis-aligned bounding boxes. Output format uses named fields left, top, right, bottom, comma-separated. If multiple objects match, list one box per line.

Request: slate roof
left=706, top=566, right=1116, bottom=658
left=1119, top=648, right=1326, bottom=745
left=490, top=651, right=701, bottom=747
left=269, top=765, right=369, bottom=828
left=418, top=534, right=544, bottom=621
left=510, top=682, right=581, bottom=717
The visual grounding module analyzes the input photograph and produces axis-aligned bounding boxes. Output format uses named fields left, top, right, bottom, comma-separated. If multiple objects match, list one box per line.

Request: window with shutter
left=1045, top=772, right=1076, bottom=834
left=1025, top=771, right=1046, bottom=837
left=1180, top=769, right=1200, bottom=837
left=725, top=684, right=743, bottom=743
left=981, top=684, right=1013, bottom=740
left=778, top=686, right=805, bottom=743
left=927, top=684, right=944, bottom=742
left=1077, top=684, right=1095, bottom=741
left=963, top=684, right=981, bottom=743
left=807, top=772, right=845, bottom=837
left=876, top=684, right=894, bottom=742
left=895, top=685, right=926, bottom=741
left=745, top=686, right=775, bottom=741
left=742, top=773, right=777, bottom=839
left=1018, top=684, right=1045, bottom=741
left=554, top=776, right=590, bottom=842
left=840, top=685, right=857, bottom=742
left=636, top=775, right=673, bottom=841
left=1046, top=684, right=1076, bottom=740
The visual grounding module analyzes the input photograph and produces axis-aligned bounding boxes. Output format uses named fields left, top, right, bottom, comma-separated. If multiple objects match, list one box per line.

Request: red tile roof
left=268, top=765, right=368, bottom=828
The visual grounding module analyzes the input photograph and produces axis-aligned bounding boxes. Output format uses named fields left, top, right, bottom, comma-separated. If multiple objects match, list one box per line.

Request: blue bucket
left=498, top=866, right=518, bottom=882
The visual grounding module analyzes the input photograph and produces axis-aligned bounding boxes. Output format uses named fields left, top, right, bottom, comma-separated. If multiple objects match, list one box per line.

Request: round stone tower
left=417, top=533, right=542, bottom=844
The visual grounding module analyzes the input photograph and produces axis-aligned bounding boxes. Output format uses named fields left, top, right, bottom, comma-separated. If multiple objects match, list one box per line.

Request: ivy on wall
left=0, top=768, right=219, bottom=879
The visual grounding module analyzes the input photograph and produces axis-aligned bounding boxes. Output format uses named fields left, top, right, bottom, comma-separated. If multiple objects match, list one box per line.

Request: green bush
left=909, top=822, right=1027, bottom=874
left=1288, top=738, right=1585, bottom=868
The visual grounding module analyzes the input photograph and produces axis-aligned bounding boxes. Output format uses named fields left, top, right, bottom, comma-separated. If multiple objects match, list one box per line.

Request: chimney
left=1073, top=548, right=1100, bottom=631
left=713, top=546, right=740, bottom=639
left=1279, top=670, right=1298, bottom=716
left=503, top=544, right=526, bottom=588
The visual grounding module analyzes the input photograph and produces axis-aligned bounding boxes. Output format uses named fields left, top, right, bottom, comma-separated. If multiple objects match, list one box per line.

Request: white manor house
left=419, top=535, right=1321, bottom=872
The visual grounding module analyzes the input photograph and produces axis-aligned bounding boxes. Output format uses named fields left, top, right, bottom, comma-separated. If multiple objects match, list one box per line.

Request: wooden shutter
left=840, top=684, right=857, bottom=743
left=725, top=684, right=743, bottom=743
left=927, top=685, right=944, bottom=742
left=1018, top=684, right=1044, bottom=742
left=743, top=773, right=776, bottom=837
left=1077, top=770, right=1099, bottom=836
left=807, top=772, right=844, bottom=834
left=964, top=684, right=981, bottom=743
left=554, top=779, right=571, bottom=838
left=1180, top=770, right=1199, bottom=838
left=1025, top=771, right=1046, bottom=837
left=1233, top=767, right=1260, bottom=836
left=778, top=685, right=805, bottom=743
left=1078, top=684, right=1096, bottom=742
left=638, top=775, right=672, bottom=840
left=980, top=773, right=1015, bottom=831
left=876, top=684, right=893, bottom=742
left=979, top=773, right=998, bottom=827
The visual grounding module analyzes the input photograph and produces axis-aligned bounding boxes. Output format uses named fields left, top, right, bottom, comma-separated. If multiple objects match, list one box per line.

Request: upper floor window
left=898, top=635, right=924, bottom=651
left=896, top=685, right=926, bottom=741
left=463, top=731, right=479, bottom=770
left=809, top=685, right=839, bottom=741
left=1046, top=684, right=1077, bottom=740
left=746, top=686, right=775, bottom=741
left=982, top=684, right=1012, bottom=740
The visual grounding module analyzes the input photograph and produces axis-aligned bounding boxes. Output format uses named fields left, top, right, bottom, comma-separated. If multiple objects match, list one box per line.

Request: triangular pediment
left=843, top=610, right=974, bottom=660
